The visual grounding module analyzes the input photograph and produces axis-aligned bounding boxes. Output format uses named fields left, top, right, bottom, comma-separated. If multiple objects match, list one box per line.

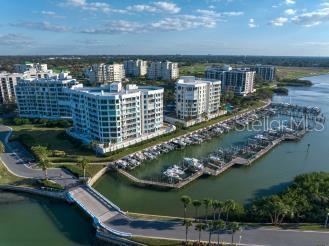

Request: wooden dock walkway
left=116, top=130, right=308, bottom=189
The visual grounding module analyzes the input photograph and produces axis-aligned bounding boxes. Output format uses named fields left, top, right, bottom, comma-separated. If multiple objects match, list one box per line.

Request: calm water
left=0, top=192, right=95, bottom=245
left=94, top=74, right=329, bottom=217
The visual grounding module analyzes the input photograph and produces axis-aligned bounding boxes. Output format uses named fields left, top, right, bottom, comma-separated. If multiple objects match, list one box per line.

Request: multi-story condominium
left=14, top=62, right=53, bottom=79
left=147, top=61, right=179, bottom=81
left=15, top=72, right=81, bottom=119
left=69, top=82, right=164, bottom=145
left=124, top=59, right=148, bottom=77
left=0, top=72, right=24, bottom=104
left=250, top=64, right=276, bottom=81
left=14, top=62, right=48, bottom=73
left=84, top=63, right=125, bottom=84
left=175, top=76, right=221, bottom=120
left=205, top=65, right=255, bottom=96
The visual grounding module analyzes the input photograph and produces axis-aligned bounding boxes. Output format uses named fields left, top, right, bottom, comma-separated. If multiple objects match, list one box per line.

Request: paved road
left=105, top=215, right=329, bottom=246
left=0, top=125, right=77, bottom=187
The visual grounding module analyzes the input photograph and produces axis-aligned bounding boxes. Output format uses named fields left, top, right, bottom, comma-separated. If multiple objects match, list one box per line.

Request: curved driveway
left=0, top=125, right=77, bottom=186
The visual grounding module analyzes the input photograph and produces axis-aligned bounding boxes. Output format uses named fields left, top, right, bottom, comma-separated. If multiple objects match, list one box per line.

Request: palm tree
left=195, top=223, right=207, bottom=245
left=78, top=157, right=90, bottom=180
left=212, top=200, right=219, bottom=221
left=224, top=200, right=236, bottom=224
left=183, top=219, right=193, bottom=245
left=38, top=158, right=51, bottom=179
left=228, top=222, right=240, bottom=245
left=207, top=221, right=215, bottom=245
left=192, top=200, right=202, bottom=221
left=213, top=220, right=225, bottom=245
left=0, top=140, right=5, bottom=153
left=181, top=195, right=192, bottom=219
left=217, top=201, right=225, bottom=220
left=203, top=199, right=212, bottom=222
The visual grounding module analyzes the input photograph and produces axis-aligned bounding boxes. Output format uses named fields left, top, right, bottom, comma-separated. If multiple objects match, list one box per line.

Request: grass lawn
left=180, top=63, right=222, bottom=77
left=60, top=164, right=105, bottom=178
left=276, top=66, right=329, bottom=80
left=0, top=160, right=33, bottom=187
left=132, top=237, right=183, bottom=246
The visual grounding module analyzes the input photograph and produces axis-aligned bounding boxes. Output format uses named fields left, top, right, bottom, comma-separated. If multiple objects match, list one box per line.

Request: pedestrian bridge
left=67, top=185, right=132, bottom=237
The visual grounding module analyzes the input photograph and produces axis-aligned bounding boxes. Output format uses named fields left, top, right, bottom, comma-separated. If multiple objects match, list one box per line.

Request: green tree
left=224, top=200, right=236, bottom=224
left=256, top=195, right=291, bottom=225
left=31, top=145, right=49, bottom=161
left=192, top=200, right=202, bottom=221
left=0, top=140, right=5, bottom=153
left=38, top=158, right=52, bottom=179
left=228, top=222, right=240, bottom=245
left=183, top=219, right=193, bottom=244
left=195, top=223, right=207, bottom=244
left=203, top=199, right=212, bottom=222
left=181, top=195, right=192, bottom=220
left=216, top=201, right=225, bottom=220
left=213, top=220, right=225, bottom=245
left=212, top=200, right=219, bottom=221
left=78, top=157, right=90, bottom=180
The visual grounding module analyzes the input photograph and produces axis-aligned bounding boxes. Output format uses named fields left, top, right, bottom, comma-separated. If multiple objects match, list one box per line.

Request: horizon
left=1, top=0, right=329, bottom=56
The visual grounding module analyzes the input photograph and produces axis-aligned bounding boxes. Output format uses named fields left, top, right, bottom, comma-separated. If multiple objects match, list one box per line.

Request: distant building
left=250, top=64, right=276, bottom=81
left=205, top=65, right=255, bottom=96
left=124, top=59, right=148, bottom=77
left=69, top=82, right=166, bottom=149
left=16, top=72, right=81, bottom=119
left=84, top=63, right=125, bottom=84
left=175, top=76, right=221, bottom=120
left=147, top=61, right=179, bottom=81
left=13, top=62, right=53, bottom=79
left=14, top=62, right=48, bottom=73
left=0, top=72, right=25, bottom=104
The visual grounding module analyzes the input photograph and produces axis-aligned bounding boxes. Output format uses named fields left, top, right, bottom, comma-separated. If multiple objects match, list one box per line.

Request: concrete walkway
left=0, top=125, right=77, bottom=187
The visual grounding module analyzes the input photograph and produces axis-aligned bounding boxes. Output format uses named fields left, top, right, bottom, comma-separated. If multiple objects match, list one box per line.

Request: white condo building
left=124, top=59, right=148, bottom=77
left=84, top=63, right=125, bottom=84
left=14, top=62, right=48, bottom=73
left=147, top=61, right=179, bottom=81
left=0, top=72, right=25, bottom=104
left=205, top=65, right=255, bottom=96
left=69, top=82, right=168, bottom=150
left=175, top=76, right=221, bottom=120
left=15, top=72, right=81, bottom=119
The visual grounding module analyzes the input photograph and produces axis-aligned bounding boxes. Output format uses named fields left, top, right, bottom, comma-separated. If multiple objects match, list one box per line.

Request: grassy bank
left=0, top=160, right=24, bottom=184
left=132, top=237, right=183, bottom=246
left=276, top=66, right=329, bottom=80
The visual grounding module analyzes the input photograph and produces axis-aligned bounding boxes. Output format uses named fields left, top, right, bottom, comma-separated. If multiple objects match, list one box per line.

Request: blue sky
left=1, top=0, right=329, bottom=56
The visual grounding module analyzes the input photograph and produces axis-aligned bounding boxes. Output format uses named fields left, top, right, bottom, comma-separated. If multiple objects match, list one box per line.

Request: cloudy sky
left=1, top=0, right=329, bottom=56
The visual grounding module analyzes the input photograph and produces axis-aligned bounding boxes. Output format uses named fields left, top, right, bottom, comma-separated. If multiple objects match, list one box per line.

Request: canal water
left=0, top=192, right=96, bottom=245
left=94, top=74, right=329, bottom=217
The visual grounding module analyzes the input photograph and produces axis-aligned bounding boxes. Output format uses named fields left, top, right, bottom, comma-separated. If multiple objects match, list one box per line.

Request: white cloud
left=63, top=0, right=126, bottom=14
left=41, top=10, right=65, bottom=18
left=248, top=18, right=258, bottom=28
left=81, top=14, right=219, bottom=34
left=11, top=21, right=71, bottom=32
left=285, top=0, right=295, bottom=5
left=291, top=6, right=329, bottom=27
left=270, top=17, right=289, bottom=26
left=285, top=9, right=296, bottom=15
left=0, top=34, right=33, bottom=47
left=127, top=1, right=180, bottom=14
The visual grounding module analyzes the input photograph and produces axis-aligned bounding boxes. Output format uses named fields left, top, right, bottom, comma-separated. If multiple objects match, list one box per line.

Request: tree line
left=178, top=172, right=329, bottom=244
